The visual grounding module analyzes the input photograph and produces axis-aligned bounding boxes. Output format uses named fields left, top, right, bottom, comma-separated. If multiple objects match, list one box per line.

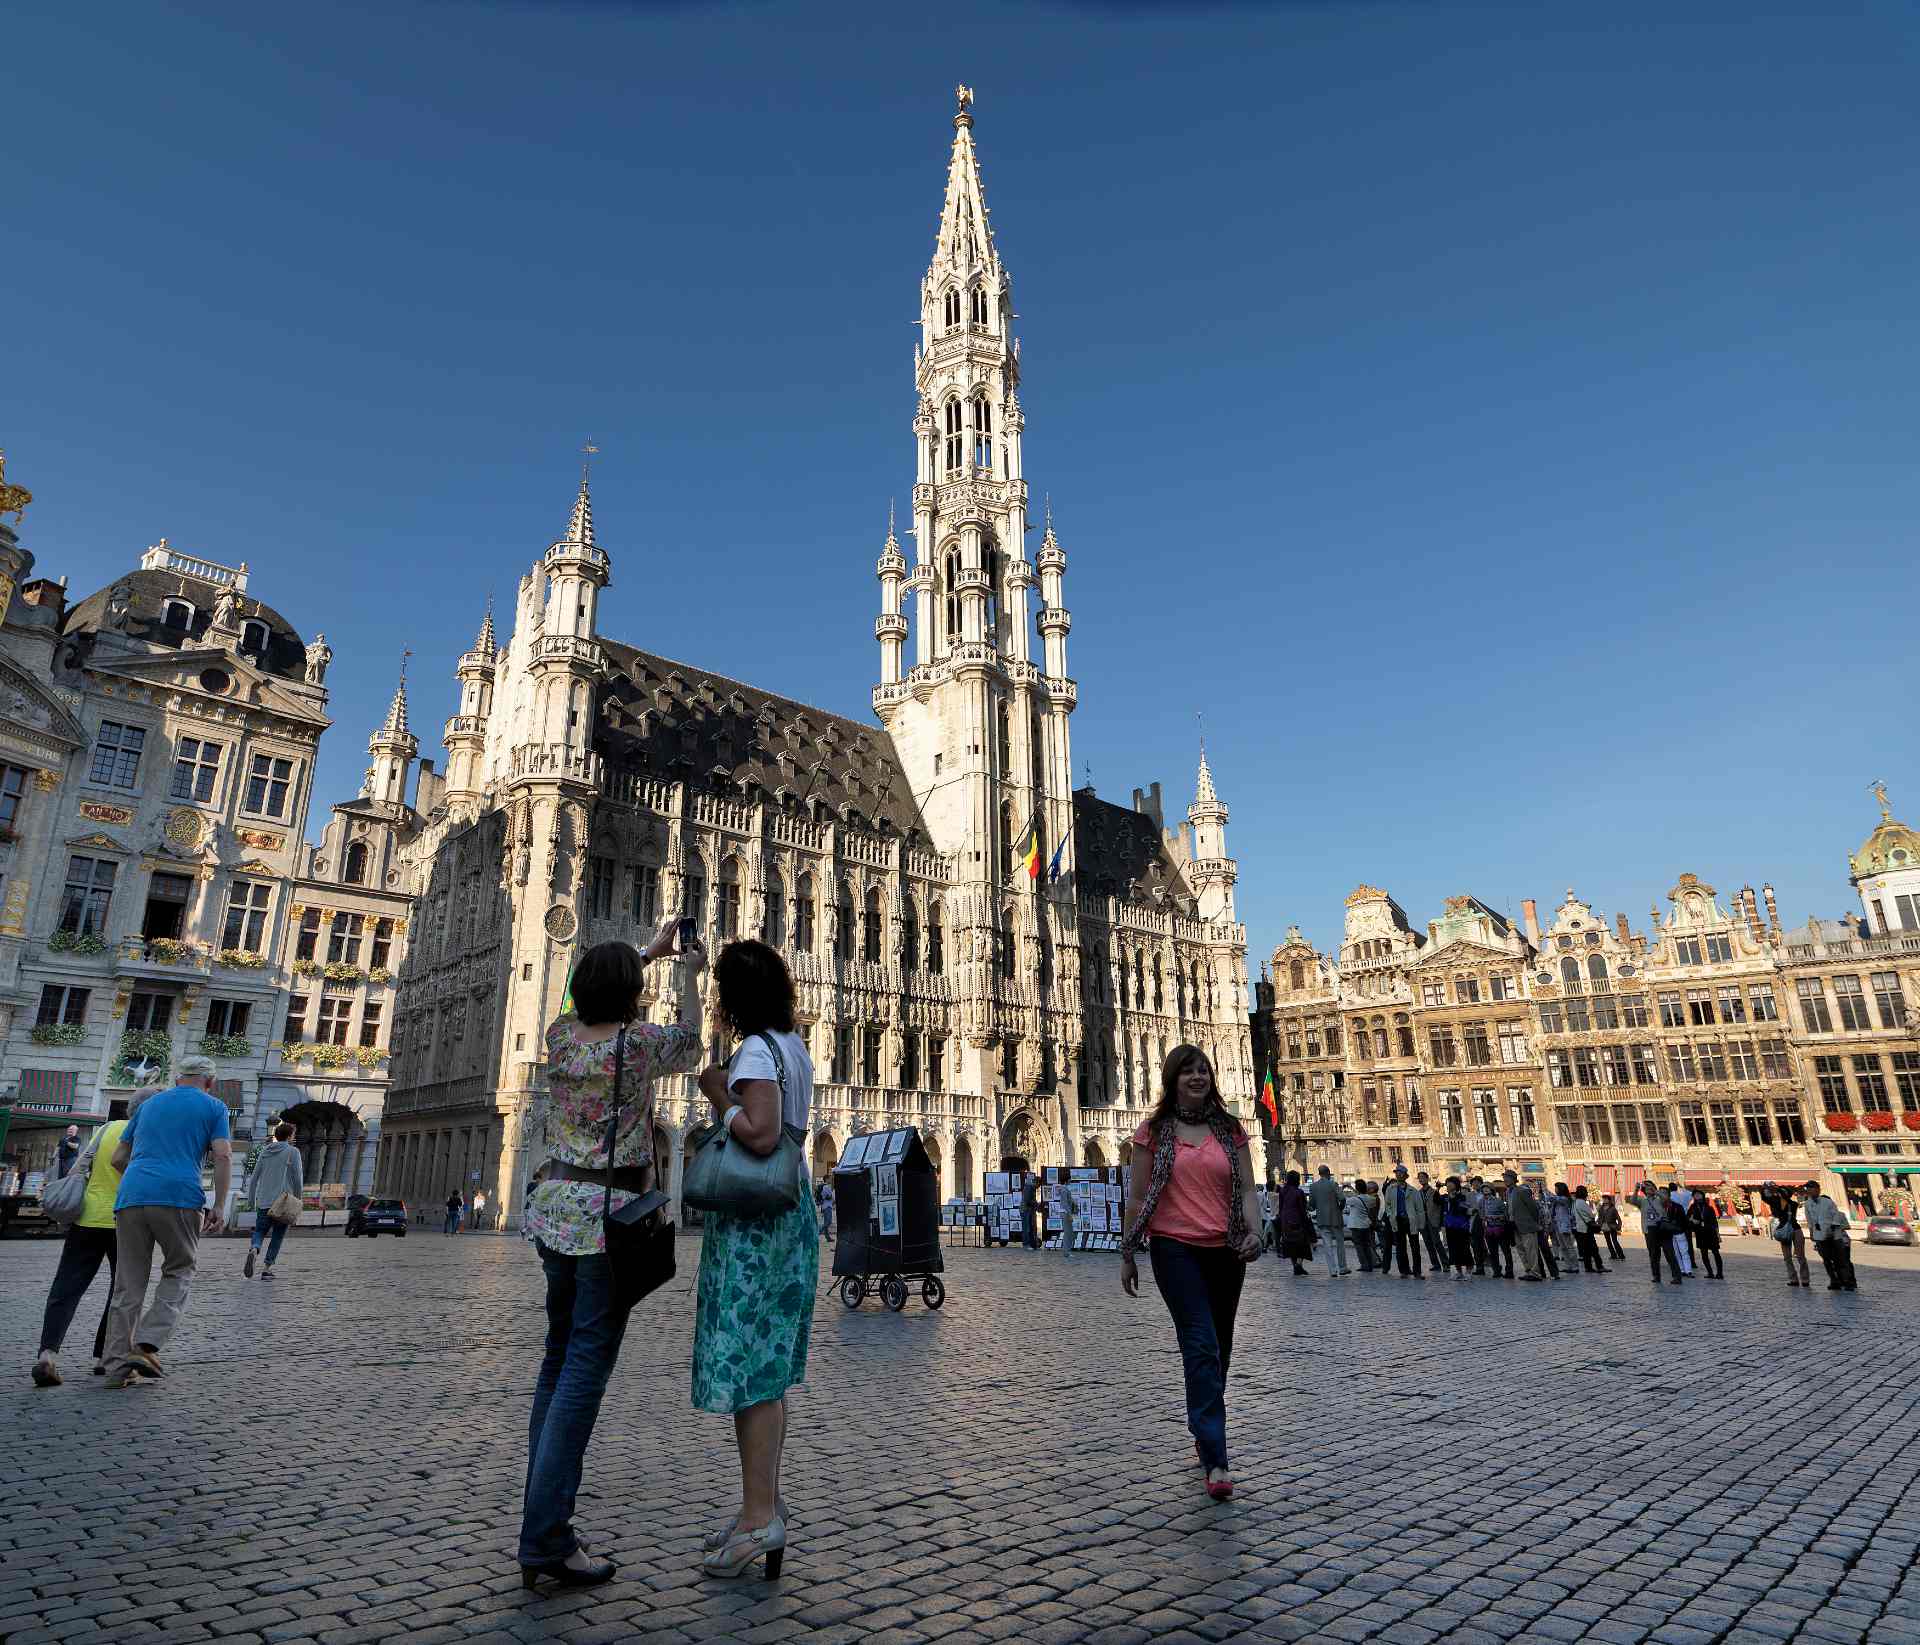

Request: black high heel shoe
left=520, top=1553, right=616, bottom=1591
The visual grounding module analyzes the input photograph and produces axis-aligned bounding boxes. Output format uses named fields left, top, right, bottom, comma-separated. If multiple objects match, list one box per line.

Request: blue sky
left=11, top=0, right=1917, bottom=973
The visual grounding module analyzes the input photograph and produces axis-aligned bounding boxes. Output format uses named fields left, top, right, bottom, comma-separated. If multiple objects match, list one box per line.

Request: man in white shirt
left=1802, top=1181, right=1857, bottom=1292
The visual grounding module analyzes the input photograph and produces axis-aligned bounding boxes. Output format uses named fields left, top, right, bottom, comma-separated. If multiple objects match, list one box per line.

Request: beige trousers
left=105, top=1206, right=201, bottom=1373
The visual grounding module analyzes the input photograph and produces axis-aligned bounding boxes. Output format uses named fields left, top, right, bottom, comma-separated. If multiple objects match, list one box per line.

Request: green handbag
left=682, top=1032, right=807, bottom=1216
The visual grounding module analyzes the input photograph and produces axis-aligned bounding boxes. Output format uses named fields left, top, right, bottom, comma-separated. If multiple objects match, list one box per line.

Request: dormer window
left=163, top=600, right=194, bottom=631
left=344, top=841, right=368, bottom=884
left=240, top=619, right=268, bottom=654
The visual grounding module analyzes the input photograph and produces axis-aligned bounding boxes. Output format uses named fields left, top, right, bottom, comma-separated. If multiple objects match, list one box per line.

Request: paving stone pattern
left=3, top=1230, right=1919, bottom=1645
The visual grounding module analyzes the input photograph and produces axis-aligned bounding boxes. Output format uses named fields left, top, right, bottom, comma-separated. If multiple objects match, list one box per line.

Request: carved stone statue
left=304, top=632, right=332, bottom=685
left=213, top=585, right=240, bottom=630
left=104, top=580, right=135, bottom=632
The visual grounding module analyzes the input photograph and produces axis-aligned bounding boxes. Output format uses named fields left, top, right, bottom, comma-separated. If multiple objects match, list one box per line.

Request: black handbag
left=601, top=1026, right=676, bottom=1310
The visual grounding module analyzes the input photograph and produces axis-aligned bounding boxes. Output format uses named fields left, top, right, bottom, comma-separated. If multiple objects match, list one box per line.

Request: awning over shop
left=1830, top=1163, right=1920, bottom=1176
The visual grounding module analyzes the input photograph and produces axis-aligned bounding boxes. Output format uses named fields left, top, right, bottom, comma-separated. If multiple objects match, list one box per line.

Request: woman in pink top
left=1121, top=1044, right=1263, bottom=1500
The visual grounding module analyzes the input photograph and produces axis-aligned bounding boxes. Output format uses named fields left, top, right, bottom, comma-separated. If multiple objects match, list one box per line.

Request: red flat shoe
left=1206, top=1475, right=1234, bottom=1501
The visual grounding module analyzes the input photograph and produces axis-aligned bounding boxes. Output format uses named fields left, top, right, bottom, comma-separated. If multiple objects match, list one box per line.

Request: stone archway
left=278, top=1100, right=366, bottom=1194
left=1118, top=1140, right=1133, bottom=1170
left=1084, top=1137, right=1107, bottom=1169
left=923, top=1132, right=944, bottom=1202
left=812, top=1130, right=840, bottom=1183
left=1000, top=1108, right=1054, bottom=1174
left=953, top=1135, right=975, bottom=1199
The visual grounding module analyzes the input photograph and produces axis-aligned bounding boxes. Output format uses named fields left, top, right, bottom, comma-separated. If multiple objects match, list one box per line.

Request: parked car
left=1865, top=1216, right=1915, bottom=1247
left=347, top=1197, right=408, bottom=1238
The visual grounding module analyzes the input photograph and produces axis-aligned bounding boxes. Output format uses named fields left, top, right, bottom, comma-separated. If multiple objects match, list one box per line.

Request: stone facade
left=377, top=91, right=1253, bottom=1226
left=1252, top=795, right=1920, bottom=1216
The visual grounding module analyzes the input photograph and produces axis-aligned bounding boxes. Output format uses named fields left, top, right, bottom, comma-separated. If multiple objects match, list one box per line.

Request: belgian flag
left=1018, top=813, right=1041, bottom=881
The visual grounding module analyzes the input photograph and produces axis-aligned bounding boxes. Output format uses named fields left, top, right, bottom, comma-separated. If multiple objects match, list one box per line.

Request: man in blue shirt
left=102, top=1055, right=232, bottom=1389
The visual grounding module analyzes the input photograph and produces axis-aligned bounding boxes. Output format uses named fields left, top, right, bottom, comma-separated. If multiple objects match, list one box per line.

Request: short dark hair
left=714, top=940, right=796, bottom=1038
left=570, top=941, right=645, bottom=1027
left=274, top=1122, right=295, bottom=1141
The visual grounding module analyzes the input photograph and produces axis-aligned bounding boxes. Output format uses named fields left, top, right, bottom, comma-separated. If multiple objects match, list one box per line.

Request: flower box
left=216, top=948, right=267, bottom=970
left=1824, top=1111, right=1859, bottom=1133
left=146, top=937, right=200, bottom=965
left=368, top=967, right=393, bottom=985
left=48, top=929, right=108, bottom=956
left=322, top=962, right=365, bottom=983
left=1863, top=1111, right=1896, bottom=1133
left=1901, top=1112, right=1920, bottom=1132
left=29, top=1023, right=86, bottom=1047
left=200, top=1033, right=253, bottom=1059
left=291, top=958, right=321, bottom=977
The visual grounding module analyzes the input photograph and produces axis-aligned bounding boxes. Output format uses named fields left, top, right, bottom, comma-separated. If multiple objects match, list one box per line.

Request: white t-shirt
left=727, top=1030, right=813, bottom=1131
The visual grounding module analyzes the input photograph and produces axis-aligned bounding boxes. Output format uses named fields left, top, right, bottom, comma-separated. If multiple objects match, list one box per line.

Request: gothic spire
left=475, top=596, right=496, bottom=654
left=381, top=658, right=411, bottom=737
left=931, top=84, right=999, bottom=277
left=1195, top=743, right=1219, bottom=807
left=557, top=475, right=597, bottom=552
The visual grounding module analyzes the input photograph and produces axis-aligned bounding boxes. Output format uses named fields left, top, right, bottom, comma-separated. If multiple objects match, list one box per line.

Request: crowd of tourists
left=1257, top=1166, right=1859, bottom=1291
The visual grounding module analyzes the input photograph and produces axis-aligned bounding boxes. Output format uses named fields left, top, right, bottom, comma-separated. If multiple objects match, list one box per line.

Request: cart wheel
left=881, top=1275, right=909, bottom=1312
left=840, top=1275, right=866, bottom=1309
left=921, top=1276, right=946, bottom=1310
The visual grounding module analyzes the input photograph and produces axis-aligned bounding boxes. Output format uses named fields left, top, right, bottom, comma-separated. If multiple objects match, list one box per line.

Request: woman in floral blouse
left=517, top=924, right=702, bottom=1591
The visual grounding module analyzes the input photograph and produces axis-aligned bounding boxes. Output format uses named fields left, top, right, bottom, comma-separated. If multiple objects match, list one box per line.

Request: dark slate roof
left=594, top=641, right=927, bottom=839
left=1072, top=789, right=1195, bottom=908
left=64, top=570, right=308, bottom=681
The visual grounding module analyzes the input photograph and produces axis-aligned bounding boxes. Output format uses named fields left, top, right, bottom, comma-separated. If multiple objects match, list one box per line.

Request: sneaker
left=262, top=1268, right=275, bottom=1281
left=130, top=1347, right=163, bottom=1379
left=244, top=1249, right=256, bottom=1279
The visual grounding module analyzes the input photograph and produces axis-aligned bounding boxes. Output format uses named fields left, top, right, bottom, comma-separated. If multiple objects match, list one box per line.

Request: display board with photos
left=1041, top=1165, right=1128, bottom=1251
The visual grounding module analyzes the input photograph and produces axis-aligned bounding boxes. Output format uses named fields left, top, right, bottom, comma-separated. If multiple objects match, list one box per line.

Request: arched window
left=1290, top=959, right=1306, bottom=990
left=1395, top=1013, right=1415, bottom=1057
left=972, top=397, right=993, bottom=472
left=927, top=901, right=944, bottom=975
left=1090, top=944, right=1106, bottom=1003
left=1029, top=709, right=1044, bottom=795
left=240, top=619, right=268, bottom=654
left=943, top=399, right=963, bottom=473
left=343, top=841, right=368, bottom=885
left=997, top=907, right=1015, bottom=980
left=903, top=901, right=919, bottom=971
left=163, top=600, right=194, bottom=631
left=996, top=701, right=1011, bottom=774
left=999, top=801, right=1014, bottom=879
left=943, top=549, right=961, bottom=647
left=1561, top=956, right=1581, bottom=985
left=862, top=886, right=882, bottom=963
left=717, top=856, right=741, bottom=940
left=982, top=541, right=1000, bottom=635
left=1587, top=954, right=1609, bottom=982
left=795, top=873, right=816, bottom=953
left=1152, top=956, right=1163, bottom=1012
left=943, top=288, right=961, bottom=330
left=969, top=287, right=988, bottom=326
left=836, top=887, right=855, bottom=961
left=764, top=868, right=785, bottom=947
left=1134, top=952, right=1146, bottom=1008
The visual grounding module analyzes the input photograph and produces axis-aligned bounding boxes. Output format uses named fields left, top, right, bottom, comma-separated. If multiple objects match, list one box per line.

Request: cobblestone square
left=4, top=1230, right=1919, bottom=1645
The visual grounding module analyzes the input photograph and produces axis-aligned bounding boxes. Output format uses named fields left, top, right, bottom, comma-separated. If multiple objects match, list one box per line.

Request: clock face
left=544, top=905, right=578, bottom=942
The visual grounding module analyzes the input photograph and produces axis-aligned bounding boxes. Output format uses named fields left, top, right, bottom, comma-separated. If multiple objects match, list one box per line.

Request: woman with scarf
left=1120, top=1044, right=1263, bottom=1501
left=1274, top=1169, right=1314, bottom=1276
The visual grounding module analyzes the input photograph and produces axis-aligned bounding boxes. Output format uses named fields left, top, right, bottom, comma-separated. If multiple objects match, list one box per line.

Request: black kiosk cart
left=831, top=1127, right=945, bottom=1311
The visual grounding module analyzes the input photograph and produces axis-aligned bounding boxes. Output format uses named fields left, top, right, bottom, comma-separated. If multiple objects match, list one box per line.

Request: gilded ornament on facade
left=78, top=800, right=135, bottom=825
left=0, top=451, right=31, bottom=522
left=1345, top=884, right=1388, bottom=906
left=32, top=769, right=60, bottom=793
left=236, top=827, right=285, bottom=850
left=164, top=808, right=204, bottom=847
left=544, top=905, right=577, bottom=942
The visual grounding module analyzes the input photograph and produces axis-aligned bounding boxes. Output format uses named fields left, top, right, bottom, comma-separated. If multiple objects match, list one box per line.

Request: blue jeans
left=250, top=1214, right=288, bottom=1264
left=1148, top=1235, right=1245, bottom=1472
left=519, top=1241, right=634, bottom=1565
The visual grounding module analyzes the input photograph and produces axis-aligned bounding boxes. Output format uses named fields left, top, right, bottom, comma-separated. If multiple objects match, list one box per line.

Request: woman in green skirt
left=693, top=939, right=818, bottom=1579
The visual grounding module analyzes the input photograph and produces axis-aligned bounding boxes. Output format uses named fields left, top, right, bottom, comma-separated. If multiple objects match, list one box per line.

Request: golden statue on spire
left=956, top=84, right=974, bottom=113
left=1873, top=778, right=1892, bottom=821
left=0, top=451, right=32, bottom=523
